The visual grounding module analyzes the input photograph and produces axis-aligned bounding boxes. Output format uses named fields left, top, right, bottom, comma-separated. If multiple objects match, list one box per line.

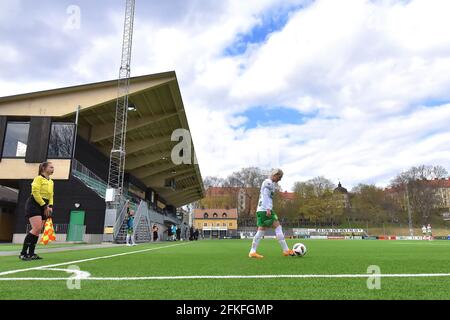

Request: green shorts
left=256, top=210, right=279, bottom=228
left=127, top=228, right=134, bottom=235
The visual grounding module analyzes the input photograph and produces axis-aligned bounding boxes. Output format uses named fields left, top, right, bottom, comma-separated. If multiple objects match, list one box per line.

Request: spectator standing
left=176, top=226, right=181, bottom=241
left=152, top=224, right=159, bottom=242
left=167, top=224, right=173, bottom=241
left=427, top=224, right=433, bottom=240
left=171, top=224, right=177, bottom=241
left=189, top=226, right=194, bottom=241
left=194, top=228, right=199, bottom=241
left=125, top=206, right=136, bottom=246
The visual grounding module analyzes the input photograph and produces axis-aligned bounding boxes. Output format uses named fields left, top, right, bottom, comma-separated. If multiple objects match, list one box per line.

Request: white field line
left=0, top=242, right=190, bottom=277
left=390, top=242, right=450, bottom=245
left=1, top=273, right=450, bottom=281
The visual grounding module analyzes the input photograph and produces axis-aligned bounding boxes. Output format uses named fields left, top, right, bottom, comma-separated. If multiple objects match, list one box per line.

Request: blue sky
left=238, top=107, right=316, bottom=129
left=1, top=0, right=450, bottom=191
left=224, top=2, right=310, bottom=57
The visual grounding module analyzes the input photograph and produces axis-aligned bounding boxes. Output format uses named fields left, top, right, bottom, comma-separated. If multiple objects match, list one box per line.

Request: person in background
left=427, top=223, right=433, bottom=240
left=125, top=207, right=136, bottom=246
left=422, top=225, right=427, bottom=239
left=172, top=224, right=177, bottom=241
left=194, top=228, right=199, bottom=241
left=167, top=224, right=173, bottom=241
left=176, top=225, right=181, bottom=241
left=152, top=224, right=159, bottom=242
left=189, top=226, right=194, bottom=241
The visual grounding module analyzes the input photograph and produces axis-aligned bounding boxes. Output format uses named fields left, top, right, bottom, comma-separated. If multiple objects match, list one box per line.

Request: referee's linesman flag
left=40, top=218, right=56, bottom=245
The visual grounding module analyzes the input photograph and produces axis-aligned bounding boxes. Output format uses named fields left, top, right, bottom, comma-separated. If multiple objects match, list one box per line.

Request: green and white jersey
left=422, top=226, right=427, bottom=234
left=427, top=225, right=432, bottom=233
left=256, top=178, right=276, bottom=211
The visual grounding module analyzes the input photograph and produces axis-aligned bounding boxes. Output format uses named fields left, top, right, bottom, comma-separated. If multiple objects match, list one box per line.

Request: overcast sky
left=1, top=0, right=450, bottom=191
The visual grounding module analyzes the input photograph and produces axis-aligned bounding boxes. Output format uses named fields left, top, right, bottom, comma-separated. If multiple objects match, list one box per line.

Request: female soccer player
left=19, top=162, right=54, bottom=261
left=249, top=168, right=294, bottom=258
left=126, top=204, right=136, bottom=246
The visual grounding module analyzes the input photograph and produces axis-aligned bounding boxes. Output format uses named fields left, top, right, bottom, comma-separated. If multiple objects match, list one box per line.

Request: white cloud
left=1, top=0, right=450, bottom=192
left=0, top=44, right=21, bottom=64
left=0, top=0, right=21, bottom=27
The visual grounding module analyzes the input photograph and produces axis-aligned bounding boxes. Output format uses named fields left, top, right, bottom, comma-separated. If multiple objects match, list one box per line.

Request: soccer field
left=0, top=239, right=449, bottom=300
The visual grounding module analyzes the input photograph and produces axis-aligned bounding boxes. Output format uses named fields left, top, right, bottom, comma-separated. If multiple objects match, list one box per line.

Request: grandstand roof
left=0, top=72, right=204, bottom=207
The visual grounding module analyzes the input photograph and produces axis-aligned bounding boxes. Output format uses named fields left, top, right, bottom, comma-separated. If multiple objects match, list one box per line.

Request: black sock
left=28, top=234, right=39, bottom=256
left=21, top=233, right=34, bottom=256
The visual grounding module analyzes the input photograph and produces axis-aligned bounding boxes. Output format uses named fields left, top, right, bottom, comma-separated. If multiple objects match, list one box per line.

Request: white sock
left=126, top=234, right=130, bottom=244
left=250, top=230, right=264, bottom=254
left=131, top=234, right=136, bottom=245
left=275, top=226, right=289, bottom=251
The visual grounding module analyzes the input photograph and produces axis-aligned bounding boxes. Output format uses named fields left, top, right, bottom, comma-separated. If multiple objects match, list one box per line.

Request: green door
left=67, top=210, right=85, bottom=242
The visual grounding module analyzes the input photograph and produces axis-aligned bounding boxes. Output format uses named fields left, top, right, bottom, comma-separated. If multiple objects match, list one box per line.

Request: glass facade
left=47, top=123, right=75, bottom=158
left=2, top=122, right=30, bottom=158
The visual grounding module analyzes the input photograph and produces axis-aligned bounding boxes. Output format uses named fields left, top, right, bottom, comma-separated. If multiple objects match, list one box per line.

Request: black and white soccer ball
left=292, top=243, right=307, bottom=257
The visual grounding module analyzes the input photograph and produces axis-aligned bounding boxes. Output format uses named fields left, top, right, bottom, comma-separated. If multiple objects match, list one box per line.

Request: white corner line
left=0, top=242, right=191, bottom=277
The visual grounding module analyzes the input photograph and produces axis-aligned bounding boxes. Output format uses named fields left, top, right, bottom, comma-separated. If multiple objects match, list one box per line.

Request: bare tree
left=203, top=176, right=225, bottom=189
left=48, top=124, right=75, bottom=157
left=391, top=165, right=448, bottom=184
left=390, top=165, right=447, bottom=224
left=224, top=167, right=267, bottom=216
left=294, top=176, right=335, bottom=197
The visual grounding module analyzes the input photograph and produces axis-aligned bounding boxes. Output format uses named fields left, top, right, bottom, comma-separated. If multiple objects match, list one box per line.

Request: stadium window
left=229, top=223, right=232, bottom=226
left=204, top=213, right=208, bottom=218
left=204, top=223, right=207, bottom=226
left=213, top=212, right=218, bottom=218
left=47, top=123, right=75, bottom=159
left=2, top=122, right=30, bottom=158
left=222, top=213, right=227, bottom=218
left=223, top=223, right=226, bottom=227
left=216, top=223, right=220, bottom=227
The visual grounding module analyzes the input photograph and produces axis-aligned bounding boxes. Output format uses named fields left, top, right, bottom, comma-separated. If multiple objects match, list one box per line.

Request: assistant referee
left=19, top=162, right=55, bottom=261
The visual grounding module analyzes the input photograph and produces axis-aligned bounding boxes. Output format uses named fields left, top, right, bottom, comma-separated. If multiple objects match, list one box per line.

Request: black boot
left=28, top=233, right=42, bottom=260
left=19, top=233, right=35, bottom=261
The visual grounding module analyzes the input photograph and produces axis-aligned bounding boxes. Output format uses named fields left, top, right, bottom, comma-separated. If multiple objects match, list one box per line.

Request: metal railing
left=113, top=199, right=130, bottom=241
left=72, top=159, right=105, bottom=185
left=132, top=200, right=147, bottom=231
left=72, top=159, right=139, bottom=205
left=72, top=159, right=108, bottom=198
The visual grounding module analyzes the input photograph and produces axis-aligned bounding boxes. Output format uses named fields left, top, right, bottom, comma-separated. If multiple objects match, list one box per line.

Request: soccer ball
left=292, top=243, right=307, bottom=257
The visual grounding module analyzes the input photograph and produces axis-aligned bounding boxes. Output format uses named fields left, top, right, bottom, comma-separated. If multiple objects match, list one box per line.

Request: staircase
left=71, top=159, right=144, bottom=243
left=114, top=200, right=152, bottom=244
left=114, top=221, right=128, bottom=244
left=71, top=159, right=178, bottom=244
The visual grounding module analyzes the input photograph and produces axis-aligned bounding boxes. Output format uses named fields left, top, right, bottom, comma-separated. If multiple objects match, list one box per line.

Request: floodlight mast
left=107, top=0, right=136, bottom=207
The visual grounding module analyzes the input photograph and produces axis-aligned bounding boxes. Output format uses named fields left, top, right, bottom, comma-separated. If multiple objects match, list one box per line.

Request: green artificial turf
left=0, top=239, right=449, bottom=300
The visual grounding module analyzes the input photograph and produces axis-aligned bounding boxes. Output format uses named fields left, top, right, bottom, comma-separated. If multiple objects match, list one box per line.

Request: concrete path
left=0, top=243, right=125, bottom=257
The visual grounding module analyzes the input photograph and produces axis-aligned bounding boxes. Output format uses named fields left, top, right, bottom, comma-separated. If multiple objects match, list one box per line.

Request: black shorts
left=25, top=197, right=48, bottom=220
